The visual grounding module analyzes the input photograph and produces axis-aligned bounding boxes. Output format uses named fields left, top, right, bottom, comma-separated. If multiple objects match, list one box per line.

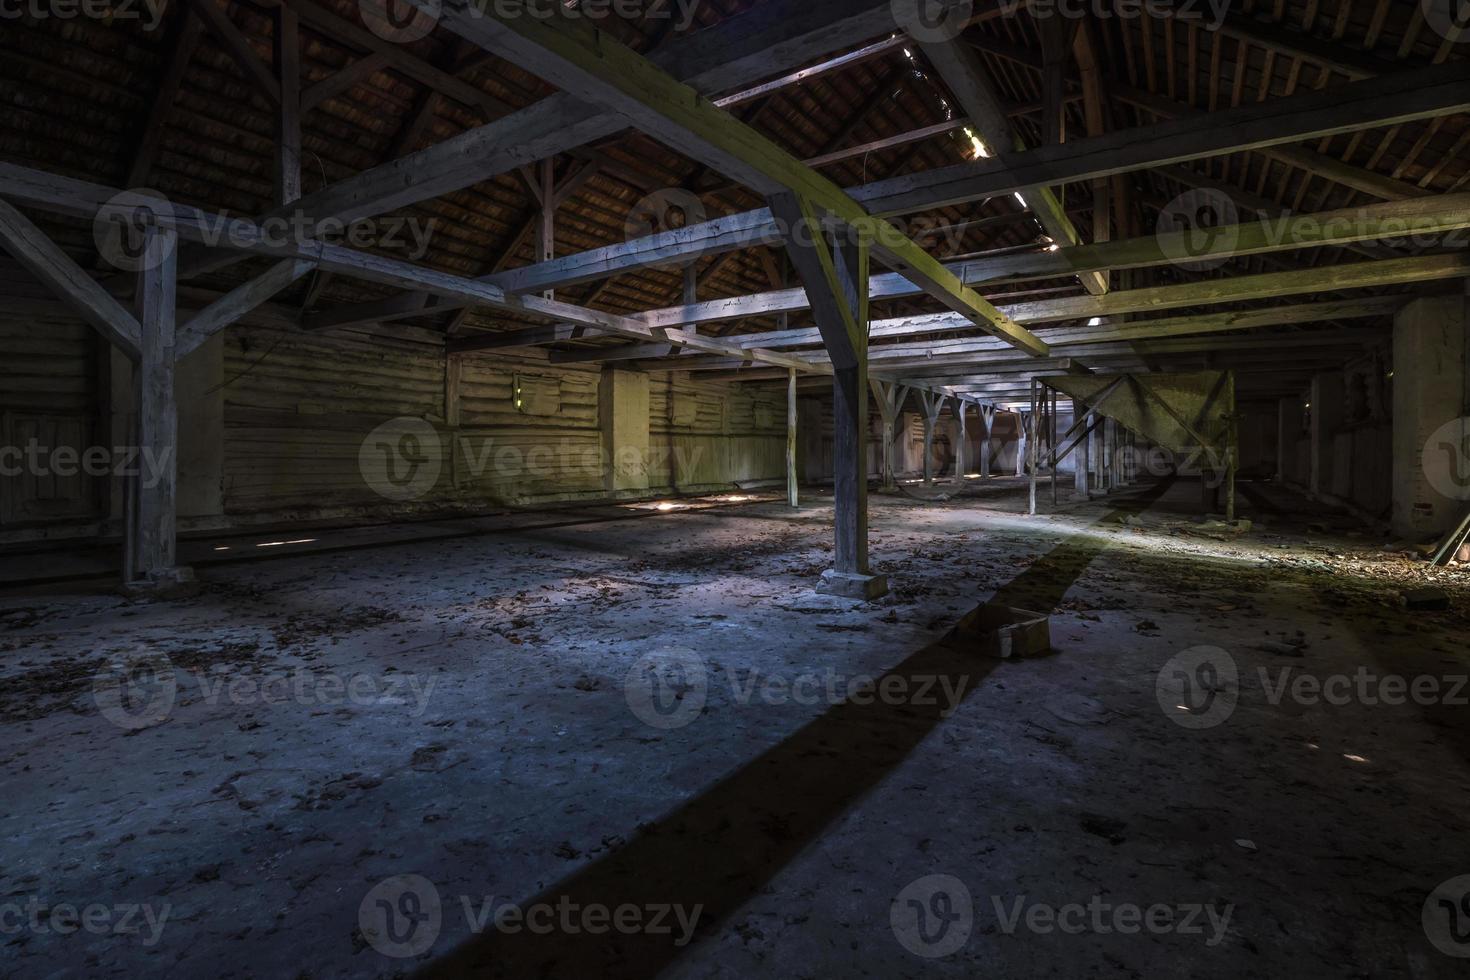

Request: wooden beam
left=636, top=192, right=1470, bottom=333
left=0, top=198, right=141, bottom=356
left=917, top=35, right=1108, bottom=295
left=852, top=62, right=1470, bottom=215
left=277, top=0, right=911, bottom=227
left=176, top=258, right=316, bottom=358
left=435, top=2, right=1048, bottom=358
left=491, top=66, right=1470, bottom=299
left=300, top=51, right=391, bottom=111
left=128, top=13, right=206, bottom=188
left=193, top=0, right=282, bottom=104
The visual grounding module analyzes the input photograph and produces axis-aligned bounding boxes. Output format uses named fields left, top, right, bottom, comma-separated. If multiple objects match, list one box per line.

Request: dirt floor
left=2, top=476, right=1469, bottom=978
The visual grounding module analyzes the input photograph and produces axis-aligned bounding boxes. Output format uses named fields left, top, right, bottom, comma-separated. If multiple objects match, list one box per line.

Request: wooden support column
left=129, top=225, right=190, bottom=588
left=953, top=399, right=968, bottom=484
left=1028, top=381, right=1039, bottom=515
left=786, top=367, right=798, bottom=508
left=537, top=160, right=555, bottom=300
left=274, top=5, right=302, bottom=206
left=1225, top=372, right=1238, bottom=522
left=979, top=405, right=995, bottom=478
left=1050, top=387, right=1059, bottom=507
left=916, top=390, right=944, bottom=485
left=870, top=379, right=906, bottom=491
left=1075, top=409, right=1091, bottom=498
left=769, top=191, right=884, bottom=599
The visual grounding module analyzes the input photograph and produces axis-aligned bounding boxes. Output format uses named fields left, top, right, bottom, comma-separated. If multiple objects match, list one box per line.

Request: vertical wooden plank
left=786, top=367, right=798, bottom=507
left=953, top=400, right=967, bottom=483
left=131, top=224, right=183, bottom=585
left=275, top=5, right=302, bottom=206
left=1028, top=380, right=1038, bottom=515
left=829, top=234, right=870, bottom=579
left=538, top=159, right=555, bottom=300
left=1075, top=409, right=1091, bottom=497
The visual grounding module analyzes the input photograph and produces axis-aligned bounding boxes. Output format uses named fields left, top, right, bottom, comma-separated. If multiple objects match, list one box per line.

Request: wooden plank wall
left=648, top=376, right=786, bottom=492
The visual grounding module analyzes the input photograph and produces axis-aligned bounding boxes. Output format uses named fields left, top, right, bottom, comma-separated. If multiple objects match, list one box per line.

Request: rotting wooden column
left=129, top=224, right=191, bottom=588
left=1075, top=408, right=1091, bottom=498
left=786, top=367, right=798, bottom=507
left=1028, top=380, right=1039, bottom=515
left=274, top=4, right=301, bottom=206
left=769, top=192, right=885, bottom=599
left=917, top=390, right=943, bottom=485
left=953, top=399, right=968, bottom=483
left=978, top=405, right=995, bottom=479
left=870, top=379, right=905, bottom=491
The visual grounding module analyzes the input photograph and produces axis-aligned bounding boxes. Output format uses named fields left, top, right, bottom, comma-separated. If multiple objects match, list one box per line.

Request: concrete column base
left=817, top=569, right=889, bottom=600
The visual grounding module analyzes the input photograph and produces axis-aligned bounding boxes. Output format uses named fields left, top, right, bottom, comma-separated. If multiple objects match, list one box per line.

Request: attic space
left=3, top=1, right=1470, bottom=977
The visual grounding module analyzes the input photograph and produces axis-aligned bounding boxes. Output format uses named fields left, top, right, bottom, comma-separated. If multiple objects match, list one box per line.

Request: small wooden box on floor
left=947, top=603, right=1051, bottom=659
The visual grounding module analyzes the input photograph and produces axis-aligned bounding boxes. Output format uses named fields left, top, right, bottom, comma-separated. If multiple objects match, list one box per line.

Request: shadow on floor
left=412, top=478, right=1176, bottom=979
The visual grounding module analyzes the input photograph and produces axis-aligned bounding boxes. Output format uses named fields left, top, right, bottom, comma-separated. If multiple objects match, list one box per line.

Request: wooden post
left=1028, top=380, right=1039, bottom=515
left=1226, top=372, right=1238, bottom=522
left=537, top=159, right=555, bottom=300
left=953, top=399, right=967, bottom=483
left=826, top=234, right=882, bottom=594
left=916, top=390, right=943, bottom=485
left=1075, top=409, right=1090, bottom=498
left=445, top=352, right=461, bottom=488
left=1050, top=387, right=1059, bottom=507
left=274, top=5, right=301, bottom=206
left=978, top=405, right=994, bottom=479
left=129, top=224, right=189, bottom=587
left=786, top=367, right=798, bottom=507
left=768, top=191, right=885, bottom=599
